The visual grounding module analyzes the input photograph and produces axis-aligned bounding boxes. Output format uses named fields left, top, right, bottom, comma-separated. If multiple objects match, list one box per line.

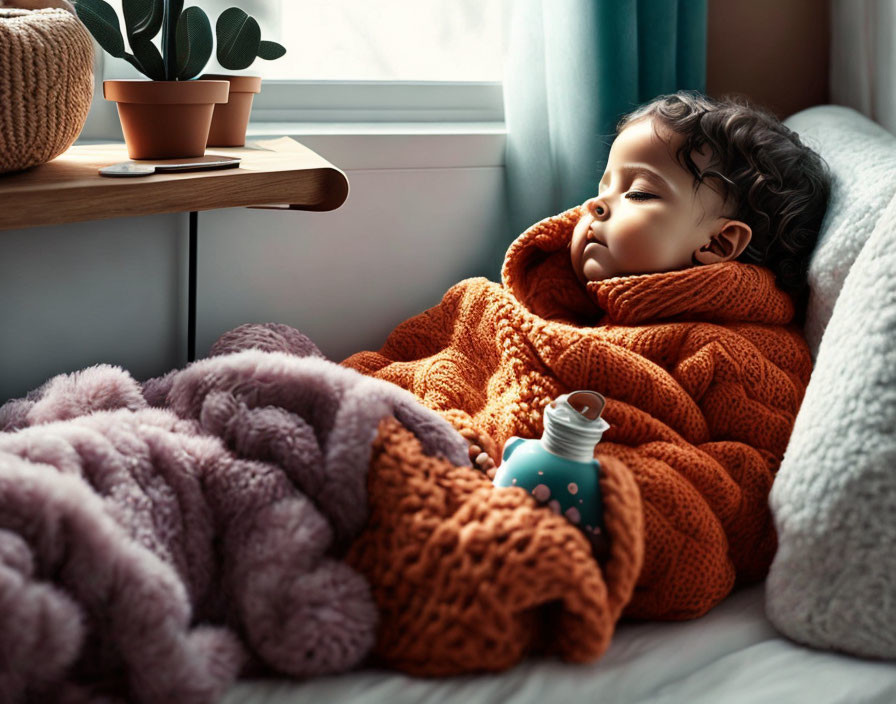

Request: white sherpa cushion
left=766, top=184, right=896, bottom=659
left=783, top=105, right=896, bottom=358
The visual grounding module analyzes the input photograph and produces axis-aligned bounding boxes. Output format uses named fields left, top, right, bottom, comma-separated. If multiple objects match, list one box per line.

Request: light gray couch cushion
left=766, top=106, right=896, bottom=659
left=783, top=105, right=896, bottom=358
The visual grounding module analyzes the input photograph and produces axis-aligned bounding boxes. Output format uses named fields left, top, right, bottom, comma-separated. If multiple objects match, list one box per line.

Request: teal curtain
left=489, top=0, right=707, bottom=280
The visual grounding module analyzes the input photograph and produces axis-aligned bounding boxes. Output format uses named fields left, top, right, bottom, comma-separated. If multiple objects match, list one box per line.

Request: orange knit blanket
left=341, top=206, right=812, bottom=674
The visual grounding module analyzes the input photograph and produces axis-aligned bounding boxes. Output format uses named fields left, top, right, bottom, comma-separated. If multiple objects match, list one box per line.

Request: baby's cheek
left=613, top=223, right=649, bottom=256
left=614, top=220, right=667, bottom=269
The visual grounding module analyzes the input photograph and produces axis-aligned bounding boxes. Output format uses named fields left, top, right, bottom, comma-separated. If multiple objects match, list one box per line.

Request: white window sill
left=76, top=118, right=506, bottom=171
left=245, top=121, right=506, bottom=170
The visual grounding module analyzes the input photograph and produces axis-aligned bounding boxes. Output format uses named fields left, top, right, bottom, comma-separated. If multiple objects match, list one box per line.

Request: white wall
left=0, top=214, right=187, bottom=401
left=197, top=165, right=505, bottom=363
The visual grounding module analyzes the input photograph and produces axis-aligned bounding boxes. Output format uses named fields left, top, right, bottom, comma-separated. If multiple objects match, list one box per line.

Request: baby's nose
left=585, top=196, right=608, bottom=219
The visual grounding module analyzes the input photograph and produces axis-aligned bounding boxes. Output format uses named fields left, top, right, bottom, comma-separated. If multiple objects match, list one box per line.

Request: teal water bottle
left=493, top=390, right=610, bottom=559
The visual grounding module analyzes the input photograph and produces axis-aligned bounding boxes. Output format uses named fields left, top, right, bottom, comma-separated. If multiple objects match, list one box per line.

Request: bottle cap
left=542, top=390, right=610, bottom=461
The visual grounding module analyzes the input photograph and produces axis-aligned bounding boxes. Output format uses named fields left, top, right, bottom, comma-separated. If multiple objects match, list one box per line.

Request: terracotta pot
left=201, top=74, right=262, bottom=147
left=103, top=79, right=230, bottom=159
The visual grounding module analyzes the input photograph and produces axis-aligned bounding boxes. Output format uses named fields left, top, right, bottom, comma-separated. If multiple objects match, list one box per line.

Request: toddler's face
left=570, top=117, right=738, bottom=285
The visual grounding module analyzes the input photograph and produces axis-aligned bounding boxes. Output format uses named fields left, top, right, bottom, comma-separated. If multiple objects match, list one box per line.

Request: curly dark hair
left=617, top=90, right=831, bottom=325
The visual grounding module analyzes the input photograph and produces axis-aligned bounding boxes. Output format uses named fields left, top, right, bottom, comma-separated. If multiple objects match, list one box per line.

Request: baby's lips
left=588, top=223, right=608, bottom=246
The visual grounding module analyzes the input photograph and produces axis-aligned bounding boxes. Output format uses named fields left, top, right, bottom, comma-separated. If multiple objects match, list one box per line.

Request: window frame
left=100, top=51, right=503, bottom=125
left=248, top=80, right=503, bottom=123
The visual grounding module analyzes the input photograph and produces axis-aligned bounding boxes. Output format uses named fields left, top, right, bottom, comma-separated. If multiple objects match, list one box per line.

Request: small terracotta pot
left=201, top=74, right=262, bottom=147
left=104, top=79, right=230, bottom=159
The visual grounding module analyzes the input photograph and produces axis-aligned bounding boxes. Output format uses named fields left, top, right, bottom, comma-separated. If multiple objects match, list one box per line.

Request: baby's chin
left=581, top=258, right=613, bottom=283
left=573, top=243, right=618, bottom=284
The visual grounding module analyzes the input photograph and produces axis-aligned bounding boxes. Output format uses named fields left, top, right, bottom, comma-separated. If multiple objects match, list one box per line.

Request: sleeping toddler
left=472, top=91, right=831, bottom=475
left=342, top=89, right=831, bottom=623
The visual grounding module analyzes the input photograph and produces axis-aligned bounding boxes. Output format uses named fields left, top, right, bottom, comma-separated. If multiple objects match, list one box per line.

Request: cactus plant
left=72, top=0, right=285, bottom=80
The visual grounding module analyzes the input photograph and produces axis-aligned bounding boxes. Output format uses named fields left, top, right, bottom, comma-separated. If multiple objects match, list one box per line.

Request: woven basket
left=0, top=8, right=93, bottom=174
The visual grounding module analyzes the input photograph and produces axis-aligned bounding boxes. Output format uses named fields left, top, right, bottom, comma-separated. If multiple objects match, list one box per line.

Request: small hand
left=468, top=443, right=497, bottom=480
left=457, top=427, right=498, bottom=479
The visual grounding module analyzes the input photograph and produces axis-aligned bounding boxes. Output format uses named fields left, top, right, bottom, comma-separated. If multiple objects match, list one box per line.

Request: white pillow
left=766, top=185, right=896, bottom=659
left=783, top=105, right=896, bottom=358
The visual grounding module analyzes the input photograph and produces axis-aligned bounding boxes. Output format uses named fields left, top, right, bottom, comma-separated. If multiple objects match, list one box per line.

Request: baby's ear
left=693, top=220, right=752, bottom=265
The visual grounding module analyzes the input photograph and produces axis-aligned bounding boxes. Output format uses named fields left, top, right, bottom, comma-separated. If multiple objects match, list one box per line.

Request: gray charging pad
left=99, top=155, right=241, bottom=177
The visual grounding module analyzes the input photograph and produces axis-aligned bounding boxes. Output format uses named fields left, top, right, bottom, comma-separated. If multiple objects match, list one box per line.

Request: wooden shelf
left=0, top=137, right=349, bottom=231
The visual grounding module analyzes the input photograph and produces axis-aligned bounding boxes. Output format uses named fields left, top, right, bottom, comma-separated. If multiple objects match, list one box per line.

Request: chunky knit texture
left=0, top=8, right=93, bottom=174
left=342, top=205, right=813, bottom=632
left=345, top=416, right=643, bottom=675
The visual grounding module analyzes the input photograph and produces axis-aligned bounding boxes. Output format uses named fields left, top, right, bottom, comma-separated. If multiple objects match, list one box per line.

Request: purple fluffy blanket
left=0, top=324, right=469, bottom=703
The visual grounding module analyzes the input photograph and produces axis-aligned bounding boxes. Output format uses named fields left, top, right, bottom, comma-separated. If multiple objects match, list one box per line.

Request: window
left=204, top=0, right=503, bottom=82
left=100, top=0, right=505, bottom=123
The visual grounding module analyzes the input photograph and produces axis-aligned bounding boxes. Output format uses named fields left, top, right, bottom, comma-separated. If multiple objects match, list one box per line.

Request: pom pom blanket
left=0, top=337, right=469, bottom=703
left=340, top=206, right=813, bottom=670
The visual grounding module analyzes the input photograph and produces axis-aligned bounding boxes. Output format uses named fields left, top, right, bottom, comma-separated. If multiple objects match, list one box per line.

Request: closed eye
left=626, top=191, right=658, bottom=201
